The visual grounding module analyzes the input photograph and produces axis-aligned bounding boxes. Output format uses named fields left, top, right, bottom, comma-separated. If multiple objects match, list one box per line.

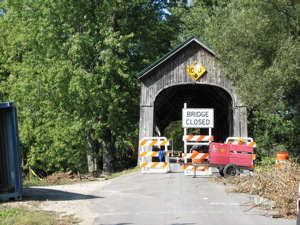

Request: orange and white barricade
left=183, top=135, right=214, bottom=142
left=139, top=137, right=170, bottom=173
left=182, top=134, right=214, bottom=176
left=225, top=137, right=256, bottom=147
left=181, top=152, right=213, bottom=176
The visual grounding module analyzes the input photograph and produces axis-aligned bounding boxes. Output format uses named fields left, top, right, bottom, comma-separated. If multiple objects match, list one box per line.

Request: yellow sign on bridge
left=186, top=60, right=206, bottom=81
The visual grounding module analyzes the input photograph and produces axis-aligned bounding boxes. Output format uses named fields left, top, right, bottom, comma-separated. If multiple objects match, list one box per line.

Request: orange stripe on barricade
left=140, top=162, right=149, bottom=168
left=192, top=166, right=210, bottom=171
left=183, top=152, right=209, bottom=160
left=190, top=152, right=199, bottom=159
left=160, top=140, right=168, bottom=146
left=150, top=140, right=158, bottom=146
left=140, top=152, right=147, bottom=157
left=140, top=151, right=170, bottom=157
left=248, top=142, right=256, bottom=147
left=151, top=152, right=158, bottom=157
left=196, top=135, right=205, bottom=141
left=139, top=140, right=148, bottom=146
left=140, top=162, right=169, bottom=168
left=200, top=153, right=209, bottom=160
left=228, top=141, right=256, bottom=147
left=162, top=162, right=168, bottom=168
left=183, top=135, right=214, bottom=142
left=186, top=135, right=194, bottom=141
left=151, top=162, right=159, bottom=168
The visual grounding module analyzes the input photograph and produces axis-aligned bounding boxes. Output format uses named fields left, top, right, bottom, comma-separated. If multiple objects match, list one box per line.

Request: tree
left=204, top=0, right=300, bottom=156
left=0, top=0, right=180, bottom=174
left=171, top=0, right=299, bottom=157
left=169, top=0, right=229, bottom=44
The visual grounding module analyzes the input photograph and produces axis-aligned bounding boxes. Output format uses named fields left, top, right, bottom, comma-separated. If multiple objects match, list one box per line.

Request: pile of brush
left=217, top=161, right=300, bottom=218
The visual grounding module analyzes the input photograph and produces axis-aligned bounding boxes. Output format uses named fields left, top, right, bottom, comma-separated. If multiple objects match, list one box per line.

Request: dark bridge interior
left=154, top=84, right=233, bottom=142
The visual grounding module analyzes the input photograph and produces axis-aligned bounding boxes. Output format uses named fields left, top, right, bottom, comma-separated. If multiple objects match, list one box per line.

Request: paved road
left=89, top=169, right=295, bottom=225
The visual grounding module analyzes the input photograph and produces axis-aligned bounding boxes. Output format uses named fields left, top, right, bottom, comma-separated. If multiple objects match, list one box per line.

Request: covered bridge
left=137, top=36, right=248, bottom=146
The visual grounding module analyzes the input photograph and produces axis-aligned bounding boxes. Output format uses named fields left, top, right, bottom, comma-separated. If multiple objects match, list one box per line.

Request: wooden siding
left=140, top=42, right=241, bottom=107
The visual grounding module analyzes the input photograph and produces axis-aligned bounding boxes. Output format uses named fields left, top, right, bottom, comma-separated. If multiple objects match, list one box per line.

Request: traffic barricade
left=181, top=152, right=213, bottom=176
left=225, top=137, right=256, bottom=147
left=182, top=134, right=214, bottom=176
left=139, top=137, right=170, bottom=173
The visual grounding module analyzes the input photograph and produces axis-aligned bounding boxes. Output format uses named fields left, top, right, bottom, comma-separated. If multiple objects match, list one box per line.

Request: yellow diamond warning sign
left=186, top=60, right=206, bottom=81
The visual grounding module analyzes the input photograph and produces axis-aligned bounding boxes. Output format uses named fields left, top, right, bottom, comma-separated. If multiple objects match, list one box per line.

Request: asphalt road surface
left=89, top=167, right=295, bottom=225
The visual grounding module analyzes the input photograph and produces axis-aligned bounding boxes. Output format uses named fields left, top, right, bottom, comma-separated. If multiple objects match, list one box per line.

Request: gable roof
left=137, top=36, right=215, bottom=80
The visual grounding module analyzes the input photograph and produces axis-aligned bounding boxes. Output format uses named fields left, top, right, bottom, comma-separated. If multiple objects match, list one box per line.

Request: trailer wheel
left=224, top=164, right=237, bottom=177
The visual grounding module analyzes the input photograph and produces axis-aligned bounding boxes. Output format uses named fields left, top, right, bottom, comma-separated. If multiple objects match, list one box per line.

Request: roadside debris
left=216, top=160, right=300, bottom=218
left=44, top=171, right=99, bottom=184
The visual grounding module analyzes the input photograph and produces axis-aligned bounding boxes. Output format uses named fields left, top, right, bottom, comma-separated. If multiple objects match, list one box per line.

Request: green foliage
left=256, top=157, right=276, bottom=167
left=164, top=121, right=184, bottom=152
left=0, top=0, right=180, bottom=173
left=169, top=0, right=229, bottom=44
left=174, top=0, right=300, bottom=158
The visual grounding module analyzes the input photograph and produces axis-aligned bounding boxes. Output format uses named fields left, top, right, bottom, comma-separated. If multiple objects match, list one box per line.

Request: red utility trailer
left=208, top=137, right=256, bottom=176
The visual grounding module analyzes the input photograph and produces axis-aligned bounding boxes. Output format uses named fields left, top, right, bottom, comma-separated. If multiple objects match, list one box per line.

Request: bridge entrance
left=154, top=84, right=232, bottom=142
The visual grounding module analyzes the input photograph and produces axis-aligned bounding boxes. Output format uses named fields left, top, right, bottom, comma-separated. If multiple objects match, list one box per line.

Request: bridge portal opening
left=154, top=84, right=233, bottom=143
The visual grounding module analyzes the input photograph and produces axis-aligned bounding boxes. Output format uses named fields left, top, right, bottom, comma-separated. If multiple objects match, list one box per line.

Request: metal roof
left=137, top=36, right=215, bottom=80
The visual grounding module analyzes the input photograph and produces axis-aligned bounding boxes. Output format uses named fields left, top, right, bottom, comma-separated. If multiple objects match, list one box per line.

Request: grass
left=0, top=204, right=80, bottom=225
left=23, top=177, right=50, bottom=187
left=23, top=176, right=83, bottom=187
left=23, top=166, right=140, bottom=187
left=105, top=166, right=140, bottom=179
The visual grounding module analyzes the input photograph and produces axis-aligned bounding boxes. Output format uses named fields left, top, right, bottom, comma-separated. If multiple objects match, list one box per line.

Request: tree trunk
left=86, top=129, right=100, bottom=175
left=102, top=129, right=115, bottom=175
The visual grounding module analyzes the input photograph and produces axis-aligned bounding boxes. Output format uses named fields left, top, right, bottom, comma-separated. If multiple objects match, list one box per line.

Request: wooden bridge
left=137, top=36, right=248, bottom=147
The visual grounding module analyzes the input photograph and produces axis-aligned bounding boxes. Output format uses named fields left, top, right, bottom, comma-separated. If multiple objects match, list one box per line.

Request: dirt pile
left=44, top=171, right=97, bottom=184
left=217, top=161, right=300, bottom=218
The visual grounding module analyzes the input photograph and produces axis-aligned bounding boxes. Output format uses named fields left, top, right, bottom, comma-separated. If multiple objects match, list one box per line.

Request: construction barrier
left=181, top=152, right=213, bottom=176
left=139, top=137, right=170, bottom=173
left=182, top=152, right=208, bottom=161
left=181, top=164, right=213, bottom=176
left=225, top=137, right=256, bottom=147
left=275, top=152, right=288, bottom=168
left=183, top=135, right=214, bottom=142
left=139, top=139, right=169, bottom=147
left=140, top=162, right=169, bottom=169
